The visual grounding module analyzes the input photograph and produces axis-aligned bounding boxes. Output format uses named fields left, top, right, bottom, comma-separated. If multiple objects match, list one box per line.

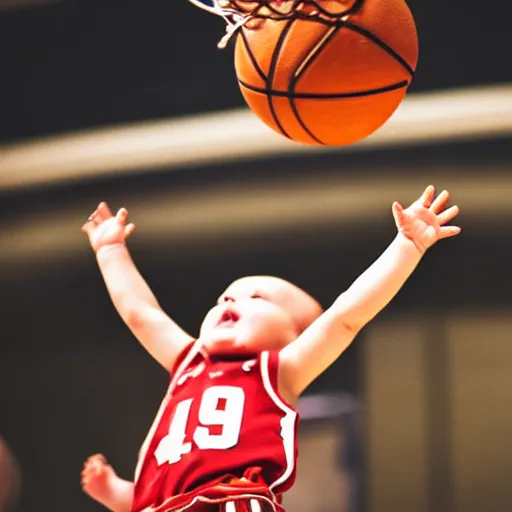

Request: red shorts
left=137, top=467, right=284, bottom=512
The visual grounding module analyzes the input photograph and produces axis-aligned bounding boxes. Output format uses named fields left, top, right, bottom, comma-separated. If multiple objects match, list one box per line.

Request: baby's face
left=199, top=276, right=322, bottom=355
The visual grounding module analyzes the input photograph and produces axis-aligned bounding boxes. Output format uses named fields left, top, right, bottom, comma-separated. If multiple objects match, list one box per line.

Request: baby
left=80, top=186, right=460, bottom=512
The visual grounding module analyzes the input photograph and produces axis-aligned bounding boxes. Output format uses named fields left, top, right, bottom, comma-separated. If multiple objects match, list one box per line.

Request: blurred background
left=1, top=1, right=511, bottom=511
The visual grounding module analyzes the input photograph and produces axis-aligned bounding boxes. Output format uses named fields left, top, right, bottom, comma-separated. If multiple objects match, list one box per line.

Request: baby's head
left=199, top=275, right=323, bottom=355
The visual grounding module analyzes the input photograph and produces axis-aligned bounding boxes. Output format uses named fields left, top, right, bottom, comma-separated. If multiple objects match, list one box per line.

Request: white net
left=188, top=0, right=365, bottom=48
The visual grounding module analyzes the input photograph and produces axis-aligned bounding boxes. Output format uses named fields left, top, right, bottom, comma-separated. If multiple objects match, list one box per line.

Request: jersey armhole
left=170, top=341, right=196, bottom=375
left=259, top=351, right=298, bottom=413
left=170, top=339, right=206, bottom=377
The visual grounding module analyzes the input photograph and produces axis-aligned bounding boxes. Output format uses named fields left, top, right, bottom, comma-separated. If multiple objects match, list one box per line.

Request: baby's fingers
left=116, top=208, right=129, bottom=226
left=419, top=185, right=436, bottom=208
left=437, top=205, right=459, bottom=226
left=81, top=222, right=92, bottom=234
left=81, top=463, right=97, bottom=478
left=83, top=453, right=107, bottom=469
left=430, top=190, right=450, bottom=214
left=124, top=223, right=136, bottom=238
left=97, top=202, right=113, bottom=221
left=82, top=205, right=107, bottom=232
left=439, top=225, right=461, bottom=239
left=392, top=201, right=406, bottom=224
left=88, top=453, right=107, bottom=464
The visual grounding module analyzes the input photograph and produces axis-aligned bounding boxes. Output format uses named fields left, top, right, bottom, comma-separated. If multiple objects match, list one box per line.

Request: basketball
left=234, top=0, right=419, bottom=146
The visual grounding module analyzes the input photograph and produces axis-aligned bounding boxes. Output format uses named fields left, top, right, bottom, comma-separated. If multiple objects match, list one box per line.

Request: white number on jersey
left=155, top=385, right=245, bottom=466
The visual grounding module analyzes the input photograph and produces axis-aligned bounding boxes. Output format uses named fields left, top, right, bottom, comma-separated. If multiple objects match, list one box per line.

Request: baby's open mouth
left=217, top=309, right=240, bottom=327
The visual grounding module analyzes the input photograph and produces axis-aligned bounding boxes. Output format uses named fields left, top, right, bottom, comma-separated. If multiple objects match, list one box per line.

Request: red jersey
left=132, top=346, right=299, bottom=512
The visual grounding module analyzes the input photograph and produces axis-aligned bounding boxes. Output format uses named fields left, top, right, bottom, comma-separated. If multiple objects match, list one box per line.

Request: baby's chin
left=205, top=340, right=255, bottom=355
left=201, top=331, right=259, bottom=355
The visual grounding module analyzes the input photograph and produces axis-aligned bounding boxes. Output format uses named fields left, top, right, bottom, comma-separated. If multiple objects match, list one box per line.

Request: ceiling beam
left=1, top=85, right=511, bottom=191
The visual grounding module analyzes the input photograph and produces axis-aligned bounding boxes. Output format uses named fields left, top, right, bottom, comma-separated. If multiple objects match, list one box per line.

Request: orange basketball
left=234, top=0, right=419, bottom=146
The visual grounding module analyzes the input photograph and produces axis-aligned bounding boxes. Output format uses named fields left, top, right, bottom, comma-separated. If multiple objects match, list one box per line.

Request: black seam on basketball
left=239, top=29, right=267, bottom=84
left=343, top=21, right=415, bottom=78
left=288, top=96, right=325, bottom=145
left=265, top=19, right=296, bottom=140
left=288, top=24, right=343, bottom=145
left=238, top=79, right=408, bottom=99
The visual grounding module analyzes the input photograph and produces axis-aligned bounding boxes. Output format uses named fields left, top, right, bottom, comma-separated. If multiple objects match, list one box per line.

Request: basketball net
left=187, top=0, right=364, bottom=49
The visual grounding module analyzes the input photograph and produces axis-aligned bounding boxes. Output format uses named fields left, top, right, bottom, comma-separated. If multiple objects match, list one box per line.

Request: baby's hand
left=82, top=203, right=135, bottom=253
left=392, top=185, right=460, bottom=254
left=81, top=453, right=117, bottom=503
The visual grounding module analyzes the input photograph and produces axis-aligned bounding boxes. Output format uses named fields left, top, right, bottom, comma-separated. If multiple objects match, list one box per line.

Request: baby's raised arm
left=82, top=203, right=194, bottom=371
left=279, top=186, right=461, bottom=399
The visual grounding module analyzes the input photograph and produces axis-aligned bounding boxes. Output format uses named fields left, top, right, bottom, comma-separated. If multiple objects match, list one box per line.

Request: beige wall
left=364, top=321, right=429, bottom=512
left=364, top=313, right=512, bottom=512
left=448, top=315, right=512, bottom=512
left=285, top=423, right=352, bottom=512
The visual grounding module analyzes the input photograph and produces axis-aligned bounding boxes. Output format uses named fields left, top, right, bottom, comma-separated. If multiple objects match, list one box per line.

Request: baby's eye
left=251, top=293, right=263, bottom=299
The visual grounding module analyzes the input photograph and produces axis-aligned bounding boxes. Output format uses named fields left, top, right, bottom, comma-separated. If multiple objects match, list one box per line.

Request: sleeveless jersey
left=132, top=348, right=299, bottom=512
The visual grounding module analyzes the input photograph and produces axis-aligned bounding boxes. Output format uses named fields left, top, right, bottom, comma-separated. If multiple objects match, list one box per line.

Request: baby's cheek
left=199, top=318, right=212, bottom=335
left=200, top=308, right=218, bottom=331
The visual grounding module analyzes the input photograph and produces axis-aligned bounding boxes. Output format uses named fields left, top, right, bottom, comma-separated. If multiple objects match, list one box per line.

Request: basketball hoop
left=188, top=0, right=364, bottom=49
